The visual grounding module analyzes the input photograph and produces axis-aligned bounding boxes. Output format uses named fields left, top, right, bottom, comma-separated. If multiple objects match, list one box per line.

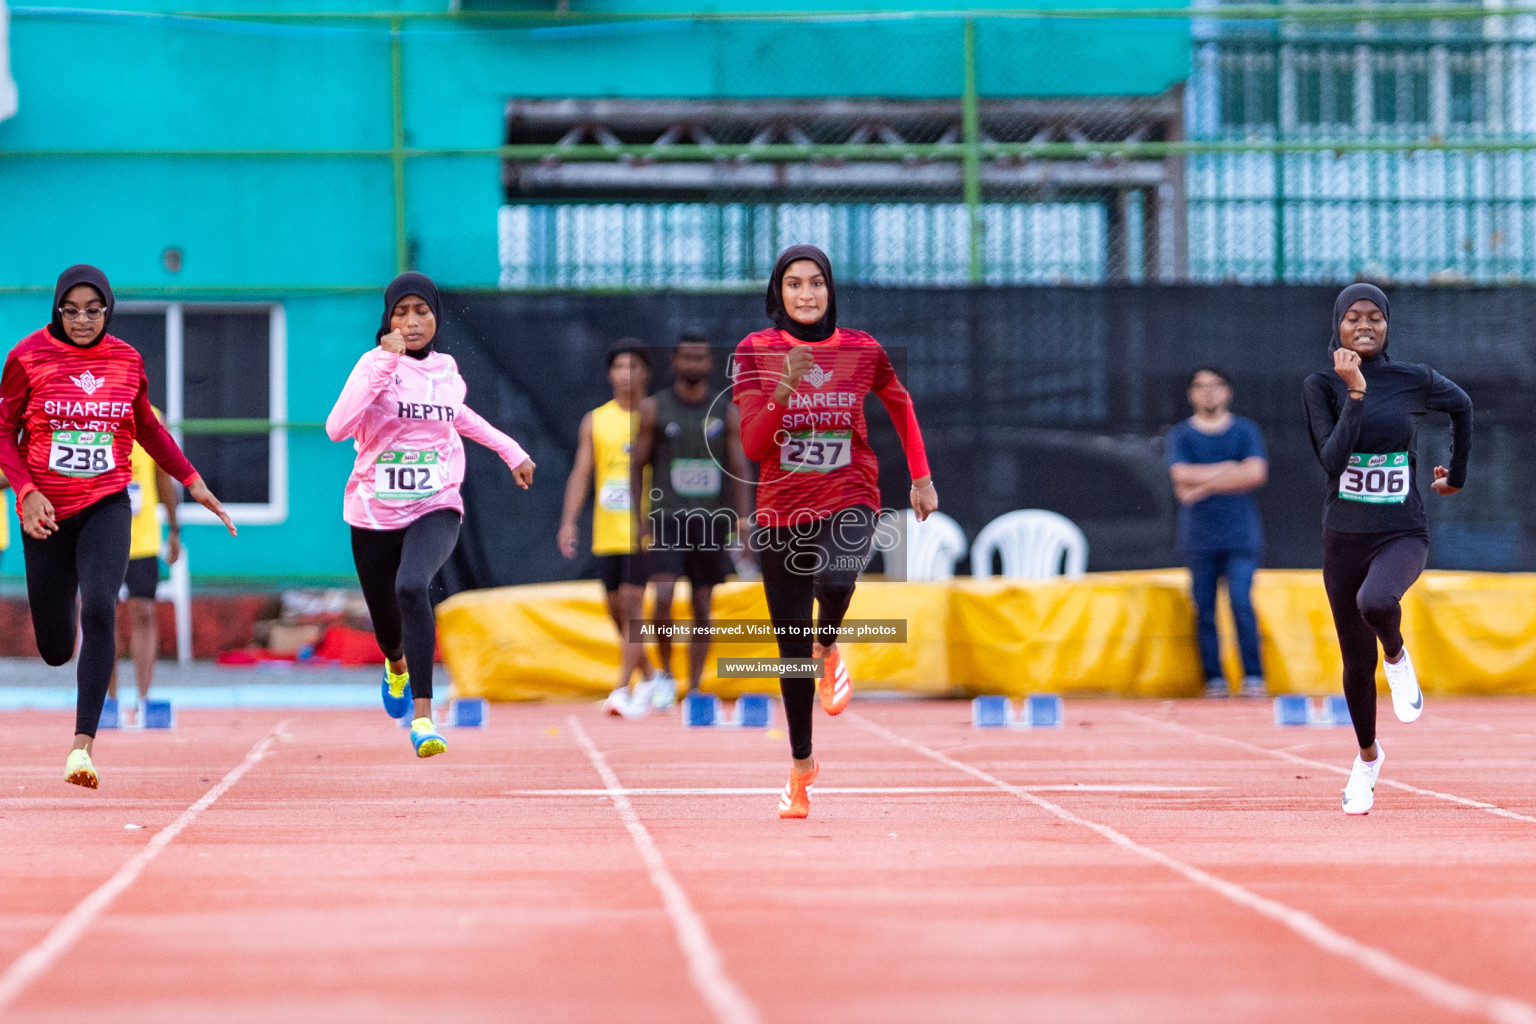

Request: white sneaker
left=1383, top=648, right=1423, bottom=723
left=602, top=687, right=630, bottom=717
left=649, top=672, right=678, bottom=710
left=619, top=680, right=655, bottom=720
left=1342, top=742, right=1384, bottom=815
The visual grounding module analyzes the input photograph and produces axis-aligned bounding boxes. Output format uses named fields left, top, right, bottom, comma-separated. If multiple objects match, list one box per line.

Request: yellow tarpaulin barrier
left=436, top=570, right=1536, bottom=701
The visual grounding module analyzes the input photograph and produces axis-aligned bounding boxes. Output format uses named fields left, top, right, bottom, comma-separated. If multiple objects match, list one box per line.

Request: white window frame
left=115, top=301, right=289, bottom=526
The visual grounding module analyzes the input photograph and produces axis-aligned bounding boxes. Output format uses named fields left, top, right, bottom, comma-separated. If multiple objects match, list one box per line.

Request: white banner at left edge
left=1, top=1, right=17, bottom=123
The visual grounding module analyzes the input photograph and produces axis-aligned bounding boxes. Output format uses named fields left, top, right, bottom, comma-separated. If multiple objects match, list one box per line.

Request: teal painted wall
left=0, top=1, right=1190, bottom=583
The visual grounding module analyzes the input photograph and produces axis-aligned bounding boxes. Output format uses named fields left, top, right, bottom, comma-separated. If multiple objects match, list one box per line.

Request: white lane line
left=567, top=717, right=760, bottom=1024
left=850, top=712, right=1536, bottom=1024
left=1123, top=711, right=1536, bottom=825
left=505, top=785, right=1216, bottom=797
left=0, top=719, right=291, bottom=1013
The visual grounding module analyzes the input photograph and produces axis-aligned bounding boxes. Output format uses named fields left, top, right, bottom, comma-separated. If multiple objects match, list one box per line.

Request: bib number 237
left=1340, top=452, right=1409, bottom=504
left=781, top=430, right=853, bottom=473
left=49, top=431, right=116, bottom=478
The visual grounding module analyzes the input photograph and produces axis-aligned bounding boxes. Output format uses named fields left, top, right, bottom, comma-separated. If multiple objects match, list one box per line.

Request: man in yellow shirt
left=559, top=339, right=662, bottom=717
left=107, top=425, right=181, bottom=725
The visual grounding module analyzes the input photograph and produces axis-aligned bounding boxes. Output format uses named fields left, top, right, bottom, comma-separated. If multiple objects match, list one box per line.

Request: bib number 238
left=374, top=450, right=443, bottom=501
left=1340, top=452, right=1409, bottom=504
left=49, top=431, right=116, bottom=478
left=781, top=430, right=853, bottom=473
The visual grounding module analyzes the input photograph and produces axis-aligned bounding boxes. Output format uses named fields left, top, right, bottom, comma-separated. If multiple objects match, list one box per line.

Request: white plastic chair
left=156, top=547, right=193, bottom=666
left=873, top=509, right=968, bottom=581
left=970, top=510, right=1088, bottom=580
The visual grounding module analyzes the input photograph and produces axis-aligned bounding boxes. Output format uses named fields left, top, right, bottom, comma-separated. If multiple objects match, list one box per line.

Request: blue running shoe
left=381, top=663, right=412, bottom=719
left=410, top=717, right=447, bottom=758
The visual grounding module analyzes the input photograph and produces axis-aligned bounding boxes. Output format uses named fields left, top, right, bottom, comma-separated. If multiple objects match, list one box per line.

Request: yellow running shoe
left=65, top=748, right=98, bottom=789
left=410, top=718, right=447, bottom=758
left=818, top=644, right=852, bottom=715
left=381, top=663, right=412, bottom=719
left=777, top=760, right=818, bottom=819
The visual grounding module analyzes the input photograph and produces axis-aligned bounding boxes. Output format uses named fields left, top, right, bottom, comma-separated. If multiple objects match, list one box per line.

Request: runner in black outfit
left=1303, top=283, right=1472, bottom=815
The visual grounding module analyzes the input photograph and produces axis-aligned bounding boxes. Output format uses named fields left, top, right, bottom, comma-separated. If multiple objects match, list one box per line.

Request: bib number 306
left=49, top=431, right=116, bottom=478
left=374, top=450, right=443, bottom=501
left=780, top=430, right=853, bottom=473
left=1341, top=451, right=1409, bottom=504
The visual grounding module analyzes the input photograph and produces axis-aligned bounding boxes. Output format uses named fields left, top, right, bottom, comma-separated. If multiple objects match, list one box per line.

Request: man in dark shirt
left=1166, top=367, right=1269, bottom=698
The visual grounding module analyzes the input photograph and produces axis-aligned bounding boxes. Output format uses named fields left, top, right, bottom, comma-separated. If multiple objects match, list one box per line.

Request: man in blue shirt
left=1166, top=367, right=1269, bottom=698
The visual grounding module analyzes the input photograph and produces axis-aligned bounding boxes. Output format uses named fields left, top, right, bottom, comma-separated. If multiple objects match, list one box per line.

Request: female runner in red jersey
left=732, top=244, right=938, bottom=819
left=0, top=265, right=236, bottom=788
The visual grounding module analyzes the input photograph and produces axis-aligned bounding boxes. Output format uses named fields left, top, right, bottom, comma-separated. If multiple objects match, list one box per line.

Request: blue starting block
left=449, top=698, right=487, bottom=728
left=971, top=693, right=1065, bottom=729
left=98, top=697, right=120, bottom=730
left=682, top=692, right=775, bottom=728
left=1274, top=694, right=1352, bottom=727
left=142, top=698, right=175, bottom=730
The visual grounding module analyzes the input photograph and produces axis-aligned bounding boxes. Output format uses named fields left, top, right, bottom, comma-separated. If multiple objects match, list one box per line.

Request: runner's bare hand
left=1332, top=349, right=1367, bottom=392
left=188, top=478, right=237, bottom=537
left=20, top=490, right=57, bottom=540
left=379, top=331, right=407, bottom=356
left=557, top=521, right=578, bottom=559
left=781, top=346, right=815, bottom=390
left=1431, top=465, right=1459, bottom=496
left=911, top=477, right=938, bottom=522
left=511, top=457, right=535, bottom=490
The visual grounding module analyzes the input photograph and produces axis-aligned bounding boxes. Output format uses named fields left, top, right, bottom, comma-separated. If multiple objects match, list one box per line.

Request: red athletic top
left=731, top=327, right=930, bottom=528
left=0, top=327, right=199, bottom=520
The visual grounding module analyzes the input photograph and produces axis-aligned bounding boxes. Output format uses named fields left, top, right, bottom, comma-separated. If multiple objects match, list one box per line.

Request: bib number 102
left=374, top=450, right=443, bottom=501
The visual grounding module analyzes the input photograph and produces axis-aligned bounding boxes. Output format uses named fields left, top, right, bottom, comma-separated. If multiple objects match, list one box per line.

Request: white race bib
left=670, top=458, right=722, bottom=498
left=598, top=479, right=632, bottom=511
left=374, top=450, right=444, bottom=501
left=780, top=430, right=853, bottom=474
left=1340, top=451, right=1409, bottom=504
left=49, top=430, right=116, bottom=478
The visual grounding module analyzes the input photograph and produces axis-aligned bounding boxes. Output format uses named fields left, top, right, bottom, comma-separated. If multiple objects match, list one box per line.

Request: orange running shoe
left=778, top=760, right=818, bottom=819
left=818, top=644, right=852, bottom=715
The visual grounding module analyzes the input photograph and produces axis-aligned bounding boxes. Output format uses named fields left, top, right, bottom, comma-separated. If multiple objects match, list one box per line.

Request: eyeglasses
left=59, top=306, right=107, bottom=322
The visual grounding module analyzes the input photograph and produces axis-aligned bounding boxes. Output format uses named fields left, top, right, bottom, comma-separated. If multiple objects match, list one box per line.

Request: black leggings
left=1322, top=528, right=1429, bottom=750
left=756, top=506, right=877, bottom=761
left=22, top=492, right=132, bottom=738
left=350, top=509, right=461, bottom=701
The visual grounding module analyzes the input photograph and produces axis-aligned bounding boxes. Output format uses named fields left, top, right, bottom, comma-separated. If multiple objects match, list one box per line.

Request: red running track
left=3, top=698, right=1536, bottom=1024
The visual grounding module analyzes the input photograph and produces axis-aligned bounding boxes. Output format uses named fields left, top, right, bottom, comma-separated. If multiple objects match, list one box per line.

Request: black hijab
left=766, top=244, right=837, bottom=342
left=48, top=264, right=115, bottom=347
left=1332, top=282, right=1390, bottom=359
left=378, top=271, right=442, bottom=360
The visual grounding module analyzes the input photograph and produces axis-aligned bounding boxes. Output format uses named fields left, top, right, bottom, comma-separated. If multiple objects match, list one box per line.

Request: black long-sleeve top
left=1302, top=354, right=1472, bottom=534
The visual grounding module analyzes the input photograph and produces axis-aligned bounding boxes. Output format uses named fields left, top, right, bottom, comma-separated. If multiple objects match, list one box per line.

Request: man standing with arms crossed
left=631, top=331, right=753, bottom=707
left=1166, top=367, right=1269, bottom=698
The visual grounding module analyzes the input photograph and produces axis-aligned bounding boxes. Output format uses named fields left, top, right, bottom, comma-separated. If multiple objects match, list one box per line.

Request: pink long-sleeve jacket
left=326, top=348, right=529, bottom=531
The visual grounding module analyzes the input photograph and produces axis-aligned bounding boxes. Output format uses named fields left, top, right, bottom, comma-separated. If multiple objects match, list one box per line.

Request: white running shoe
left=1342, top=742, right=1384, bottom=815
left=1383, top=648, right=1423, bottom=723
left=649, top=671, right=678, bottom=710
left=618, top=680, right=655, bottom=720
left=602, top=687, right=630, bottom=717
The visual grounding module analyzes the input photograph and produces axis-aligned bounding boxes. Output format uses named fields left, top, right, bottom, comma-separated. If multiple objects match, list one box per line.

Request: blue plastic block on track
left=1320, top=695, right=1352, bottom=727
left=971, top=695, right=1012, bottom=728
left=451, top=698, right=487, bottom=728
left=1024, top=693, right=1065, bottom=729
left=684, top=692, right=721, bottom=727
left=1273, top=694, right=1311, bottom=727
left=98, top=697, right=120, bottom=730
left=142, top=698, right=175, bottom=730
left=734, top=693, right=773, bottom=728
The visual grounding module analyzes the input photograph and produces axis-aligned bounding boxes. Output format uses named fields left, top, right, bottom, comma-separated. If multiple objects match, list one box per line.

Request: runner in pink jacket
left=326, top=273, right=535, bottom=757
